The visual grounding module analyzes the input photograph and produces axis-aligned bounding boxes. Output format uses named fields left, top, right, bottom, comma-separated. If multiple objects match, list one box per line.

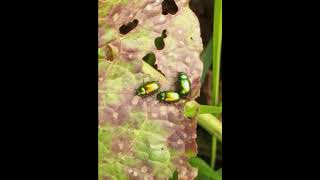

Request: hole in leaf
left=155, top=37, right=165, bottom=50
left=119, top=19, right=139, bottom=34
left=142, top=52, right=166, bottom=77
left=162, top=0, right=178, bottom=15
left=143, top=52, right=156, bottom=66
left=162, top=30, right=167, bottom=38
left=154, top=30, right=167, bottom=50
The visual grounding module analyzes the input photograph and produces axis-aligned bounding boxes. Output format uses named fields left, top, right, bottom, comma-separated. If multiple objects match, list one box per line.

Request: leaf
left=216, top=168, right=222, bottom=177
left=189, top=157, right=222, bottom=180
left=99, top=0, right=203, bottom=179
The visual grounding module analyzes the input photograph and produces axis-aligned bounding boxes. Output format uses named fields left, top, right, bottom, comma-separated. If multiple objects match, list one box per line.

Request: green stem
left=211, top=0, right=222, bottom=168
left=212, top=0, right=222, bottom=106
left=184, top=101, right=221, bottom=116
left=211, top=136, right=217, bottom=168
left=196, top=114, right=222, bottom=142
left=184, top=101, right=222, bottom=142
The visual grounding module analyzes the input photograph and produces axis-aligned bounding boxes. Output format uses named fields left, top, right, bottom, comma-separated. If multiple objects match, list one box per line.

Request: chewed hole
left=162, top=30, right=167, bottom=38
left=155, top=37, right=165, bottom=50
left=142, top=52, right=156, bottom=66
left=119, top=19, right=139, bottom=34
left=154, top=30, right=167, bottom=50
left=162, top=0, right=178, bottom=15
left=142, top=52, right=166, bottom=77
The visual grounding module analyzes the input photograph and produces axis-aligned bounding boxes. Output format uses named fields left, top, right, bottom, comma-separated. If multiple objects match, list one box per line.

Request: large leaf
left=99, top=0, right=203, bottom=179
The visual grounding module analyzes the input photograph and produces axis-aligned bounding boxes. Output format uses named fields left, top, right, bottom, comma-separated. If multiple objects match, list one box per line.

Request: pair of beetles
left=136, top=72, right=191, bottom=103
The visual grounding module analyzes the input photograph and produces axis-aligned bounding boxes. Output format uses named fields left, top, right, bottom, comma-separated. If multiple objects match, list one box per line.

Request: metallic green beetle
left=177, top=72, right=191, bottom=98
left=136, top=81, right=160, bottom=97
left=157, top=91, right=180, bottom=103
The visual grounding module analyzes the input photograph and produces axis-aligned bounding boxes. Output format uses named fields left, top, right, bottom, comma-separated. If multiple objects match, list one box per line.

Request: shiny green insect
left=136, top=81, right=160, bottom=97
left=157, top=91, right=180, bottom=103
left=177, top=72, right=191, bottom=98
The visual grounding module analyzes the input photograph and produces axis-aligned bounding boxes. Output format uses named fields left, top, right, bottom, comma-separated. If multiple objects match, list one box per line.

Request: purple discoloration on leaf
left=99, top=0, right=203, bottom=179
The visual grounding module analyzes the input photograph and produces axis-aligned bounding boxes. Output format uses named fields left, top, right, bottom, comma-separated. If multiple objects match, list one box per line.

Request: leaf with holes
left=99, top=0, right=203, bottom=179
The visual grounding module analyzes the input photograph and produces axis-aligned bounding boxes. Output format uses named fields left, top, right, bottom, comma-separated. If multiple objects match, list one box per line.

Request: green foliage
left=211, top=0, right=222, bottom=168
left=184, top=100, right=221, bottom=117
left=184, top=101, right=222, bottom=142
left=189, top=157, right=222, bottom=180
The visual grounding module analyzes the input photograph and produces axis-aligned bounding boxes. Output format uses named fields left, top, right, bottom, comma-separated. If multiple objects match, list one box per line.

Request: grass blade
left=212, top=0, right=222, bottom=106
left=211, top=0, right=222, bottom=168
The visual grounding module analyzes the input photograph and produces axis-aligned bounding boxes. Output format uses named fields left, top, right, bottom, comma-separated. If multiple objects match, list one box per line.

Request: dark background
left=189, top=0, right=223, bottom=170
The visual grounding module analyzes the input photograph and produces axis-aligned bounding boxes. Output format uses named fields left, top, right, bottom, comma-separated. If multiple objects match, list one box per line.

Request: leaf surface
left=99, top=0, right=203, bottom=179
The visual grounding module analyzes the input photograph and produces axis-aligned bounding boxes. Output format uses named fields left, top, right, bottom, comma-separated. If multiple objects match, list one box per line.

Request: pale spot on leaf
left=141, top=166, right=148, bottom=173
left=133, top=171, right=138, bottom=177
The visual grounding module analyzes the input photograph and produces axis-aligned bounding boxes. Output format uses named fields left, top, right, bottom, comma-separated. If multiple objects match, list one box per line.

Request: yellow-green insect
left=157, top=91, right=180, bottom=103
left=177, top=72, right=191, bottom=98
left=136, top=81, right=160, bottom=97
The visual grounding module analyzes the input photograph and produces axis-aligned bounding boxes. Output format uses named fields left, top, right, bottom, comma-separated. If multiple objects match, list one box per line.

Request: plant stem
left=196, top=114, right=222, bottom=142
left=211, top=0, right=222, bottom=169
left=212, top=0, right=222, bottom=106
left=184, top=100, right=222, bottom=117
left=211, top=135, right=217, bottom=168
